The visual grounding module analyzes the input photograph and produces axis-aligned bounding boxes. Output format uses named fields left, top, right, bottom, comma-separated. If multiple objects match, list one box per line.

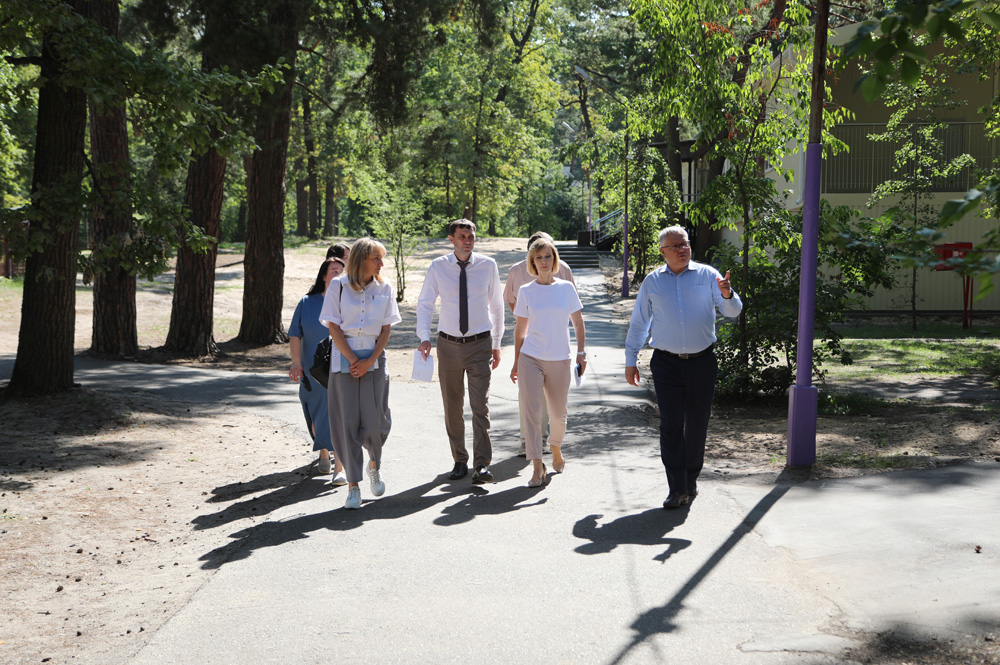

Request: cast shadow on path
left=197, top=456, right=540, bottom=570
left=192, top=464, right=327, bottom=531
left=572, top=508, right=691, bottom=561
left=605, top=483, right=791, bottom=665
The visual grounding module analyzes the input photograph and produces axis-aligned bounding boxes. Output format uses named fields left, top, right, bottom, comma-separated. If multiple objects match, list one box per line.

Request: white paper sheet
left=411, top=349, right=434, bottom=382
left=573, top=362, right=586, bottom=388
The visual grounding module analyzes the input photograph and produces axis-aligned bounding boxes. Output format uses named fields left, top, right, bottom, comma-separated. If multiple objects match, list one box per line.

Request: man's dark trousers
left=649, top=349, right=718, bottom=495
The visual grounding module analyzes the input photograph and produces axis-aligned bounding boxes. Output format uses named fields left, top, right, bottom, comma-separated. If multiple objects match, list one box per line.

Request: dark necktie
left=458, top=259, right=469, bottom=335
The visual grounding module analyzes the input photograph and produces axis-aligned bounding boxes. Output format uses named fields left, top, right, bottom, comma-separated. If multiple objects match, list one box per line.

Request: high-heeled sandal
left=552, top=457, right=565, bottom=474
left=528, top=464, right=548, bottom=488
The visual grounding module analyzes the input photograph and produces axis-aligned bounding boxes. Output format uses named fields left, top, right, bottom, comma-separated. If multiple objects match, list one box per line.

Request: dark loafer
left=688, top=481, right=698, bottom=499
left=471, top=465, right=494, bottom=484
left=662, top=492, right=689, bottom=510
left=448, top=462, right=468, bottom=480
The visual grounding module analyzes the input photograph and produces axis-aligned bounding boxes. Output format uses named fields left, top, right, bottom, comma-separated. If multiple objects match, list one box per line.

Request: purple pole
left=786, top=142, right=821, bottom=466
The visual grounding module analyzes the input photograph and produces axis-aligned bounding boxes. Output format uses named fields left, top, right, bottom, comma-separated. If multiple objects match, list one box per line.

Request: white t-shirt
left=513, top=278, right=583, bottom=361
left=319, top=275, right=402, bottom=373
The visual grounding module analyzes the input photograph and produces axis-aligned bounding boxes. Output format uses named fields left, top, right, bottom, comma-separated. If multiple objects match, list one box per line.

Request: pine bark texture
left=7, top=0, right=91, bottom=395
left=164, top=145, right=226, bottom=356
left=238, top=2, right=298, bottom=345
left=89, top=0, right=138, bottom=357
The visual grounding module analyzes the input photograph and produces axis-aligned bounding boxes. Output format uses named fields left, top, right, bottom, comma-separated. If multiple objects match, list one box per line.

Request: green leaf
left=900, top=57, right=921, bottom=85
left=899, top=41, right=928, bottom=61
left=861, top=74, right=887, bottom=102
left=980, top=11, right=1000, bottom=30
left=942, top=18, right=967, bottom=41
left=901, top=2, right=929, bottom=26
left=927, top=14, right=944, bottom=41
left=875, top=39, right=898, bottom=61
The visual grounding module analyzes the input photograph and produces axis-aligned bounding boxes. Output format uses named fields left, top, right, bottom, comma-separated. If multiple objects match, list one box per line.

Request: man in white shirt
left=417, top=219, right=505, bottom=483
left=503, top=231, right=576, bottom=456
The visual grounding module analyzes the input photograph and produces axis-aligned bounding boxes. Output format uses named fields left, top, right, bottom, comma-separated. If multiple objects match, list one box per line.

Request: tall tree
left=89, top=0, right=137, bottom=358
left=238, top=0, right=301, bottom=345
left=5, top=0, right=92, bottom=395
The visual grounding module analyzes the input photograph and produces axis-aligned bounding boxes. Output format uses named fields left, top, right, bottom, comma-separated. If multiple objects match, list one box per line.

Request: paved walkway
left=3, top=268, right=999, bottom=664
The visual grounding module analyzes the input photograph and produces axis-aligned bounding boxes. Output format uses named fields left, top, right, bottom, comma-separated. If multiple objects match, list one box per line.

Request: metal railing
left=822, top=122, right=998, bottom=194
left=593, top=208, right=624, bottom=249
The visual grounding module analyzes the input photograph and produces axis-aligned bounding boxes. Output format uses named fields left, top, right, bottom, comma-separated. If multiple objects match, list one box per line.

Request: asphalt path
left=3, top=269, right=999, bottom=664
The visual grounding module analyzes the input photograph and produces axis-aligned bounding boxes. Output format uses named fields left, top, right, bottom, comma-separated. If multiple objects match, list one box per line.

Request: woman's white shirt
left=513, top=278, right=583, bottom=361
left=319, top=274, right=402, bottom=372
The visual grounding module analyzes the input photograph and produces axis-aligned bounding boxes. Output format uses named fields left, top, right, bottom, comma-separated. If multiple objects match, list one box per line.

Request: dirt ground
left=2, top=237, right=999, bottom=665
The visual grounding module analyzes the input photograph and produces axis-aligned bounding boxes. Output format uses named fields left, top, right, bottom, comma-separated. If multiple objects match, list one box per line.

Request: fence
left=822, top=122, right=998, bottom=194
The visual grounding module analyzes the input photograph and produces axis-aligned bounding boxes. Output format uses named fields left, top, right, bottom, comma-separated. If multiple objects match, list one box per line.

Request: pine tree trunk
left=89, top=0, right=137, bottom=358
left=164, top=144, right=226, bottom=356
left=7, top=0, right=90, bottom=396
left=303, top=96, right=320, bottom=238
left=238, top=3, right=297, bottom=346
left=324, top=179, right=335, bottom=236
left=294, top=157, right=308, bottom=236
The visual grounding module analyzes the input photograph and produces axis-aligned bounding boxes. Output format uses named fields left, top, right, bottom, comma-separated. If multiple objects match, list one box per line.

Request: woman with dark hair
left=326, top=242, right=351, bottom=261
left=289, top=257, right=347, bottom=484
left=321, top=237, right=401, bottom=509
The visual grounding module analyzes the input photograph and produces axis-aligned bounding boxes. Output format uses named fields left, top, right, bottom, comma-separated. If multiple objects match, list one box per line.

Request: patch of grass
left=816, top=451, right=926, bottom=470
left=835, top=320, right=1000, bottom=339
left=818, top=391, right=889, bottom=416
left=0, top=276, right=23, bottom=293
left=828, top=338, right=1000, bottom=380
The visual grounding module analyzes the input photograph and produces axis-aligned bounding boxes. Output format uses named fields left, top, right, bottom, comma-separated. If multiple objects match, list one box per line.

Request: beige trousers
left=437, top=334, right=493, bottom=468
left=517, top=353, right=571, bottom=461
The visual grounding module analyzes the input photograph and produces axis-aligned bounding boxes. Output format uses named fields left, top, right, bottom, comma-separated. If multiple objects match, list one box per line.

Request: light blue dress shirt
left=625, top=260, right=743, bottom=367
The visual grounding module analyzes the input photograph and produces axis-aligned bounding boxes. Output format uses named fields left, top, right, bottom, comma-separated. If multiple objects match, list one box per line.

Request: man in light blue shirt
left=625, top=225, right=742, bottom=509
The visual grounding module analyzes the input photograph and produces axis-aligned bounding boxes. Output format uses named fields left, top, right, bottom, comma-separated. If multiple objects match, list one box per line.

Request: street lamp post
left=574, top=65, right=629, bottom=297
left=561, top=121, right=594, bottom=241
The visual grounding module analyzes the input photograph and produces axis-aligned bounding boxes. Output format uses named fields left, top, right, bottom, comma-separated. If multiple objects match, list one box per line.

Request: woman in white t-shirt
left=320, top=237, right=402, bottom=509
left=510, top=237, right=587, bottom=487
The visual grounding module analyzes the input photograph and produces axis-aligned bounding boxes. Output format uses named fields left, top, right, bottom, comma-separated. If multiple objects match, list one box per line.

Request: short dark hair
left=447, top=219, right=476, bottom=237
left=527, top=231, right=553, bottom=250
left=326, top=243, right=351, bottom=260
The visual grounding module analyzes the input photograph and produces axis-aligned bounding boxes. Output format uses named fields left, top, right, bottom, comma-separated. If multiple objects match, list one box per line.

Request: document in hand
left=412, top=349, right=434, bottom=382
left=573, top=362, right=586, bottom=388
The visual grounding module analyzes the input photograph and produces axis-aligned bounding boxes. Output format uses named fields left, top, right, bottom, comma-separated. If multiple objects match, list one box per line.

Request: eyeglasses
left=662, top=242, right=690, bottom=251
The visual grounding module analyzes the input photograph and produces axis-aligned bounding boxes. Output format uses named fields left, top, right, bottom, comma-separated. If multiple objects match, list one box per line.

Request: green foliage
left=713, top=201, right=897, bottom=398
left=363, top=172, right=427, bottom=302
left=1, top=0, right=268, bottom=284
left=597, top=143, right=681, bottom=279
left=840, top=0, right=1000, bottom=285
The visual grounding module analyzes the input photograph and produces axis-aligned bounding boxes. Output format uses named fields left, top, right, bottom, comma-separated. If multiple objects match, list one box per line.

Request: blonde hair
left=526, top=237, right=559, bottom=277
left=345, top=237, right=387, bottom=290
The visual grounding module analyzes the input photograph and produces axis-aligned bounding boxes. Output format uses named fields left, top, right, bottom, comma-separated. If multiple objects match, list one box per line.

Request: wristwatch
left=576, top=351, right=587, bottom=358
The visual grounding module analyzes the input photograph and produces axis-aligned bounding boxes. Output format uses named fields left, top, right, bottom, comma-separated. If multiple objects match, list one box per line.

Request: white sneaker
left=331, top=471, right=347, bottom=487
left=543, top=441, right=551, bottom=454
left=367, top=465, right=385, bottom=497
left=345, top=486, right=361, bottom=509
left=317, top=455, right=332, bottom=474
left=517, top=441, right=526, bottom=457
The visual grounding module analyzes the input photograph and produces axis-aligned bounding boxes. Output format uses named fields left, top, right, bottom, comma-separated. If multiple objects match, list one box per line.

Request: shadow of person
left=572, top=509, right=691, bottom=559
left=433, top=484, right=548, bottom=526
left=198, top=473, right=476, bottom=570
left=192, top=477, right=333, bottom=531
left=207, top=465, right=314, bottom=503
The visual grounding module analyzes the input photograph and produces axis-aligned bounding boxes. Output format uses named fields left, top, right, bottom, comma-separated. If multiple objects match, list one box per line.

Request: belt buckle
left=677, top=352, right=691, bottom=359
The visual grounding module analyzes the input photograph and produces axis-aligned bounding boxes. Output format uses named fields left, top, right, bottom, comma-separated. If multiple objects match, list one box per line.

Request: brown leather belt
left=656, top=344, right=714, bottom=359
left=439, top=331, right=490, bottom=344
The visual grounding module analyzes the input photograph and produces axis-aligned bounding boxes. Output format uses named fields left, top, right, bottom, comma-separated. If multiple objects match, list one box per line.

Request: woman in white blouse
left=510, top=237, right=587, bottom=488
left=320, top=238, right=402, bottom=509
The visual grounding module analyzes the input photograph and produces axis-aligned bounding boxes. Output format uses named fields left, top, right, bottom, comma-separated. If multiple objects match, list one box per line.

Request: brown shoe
left=662, top=492, right=689, bottom=510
